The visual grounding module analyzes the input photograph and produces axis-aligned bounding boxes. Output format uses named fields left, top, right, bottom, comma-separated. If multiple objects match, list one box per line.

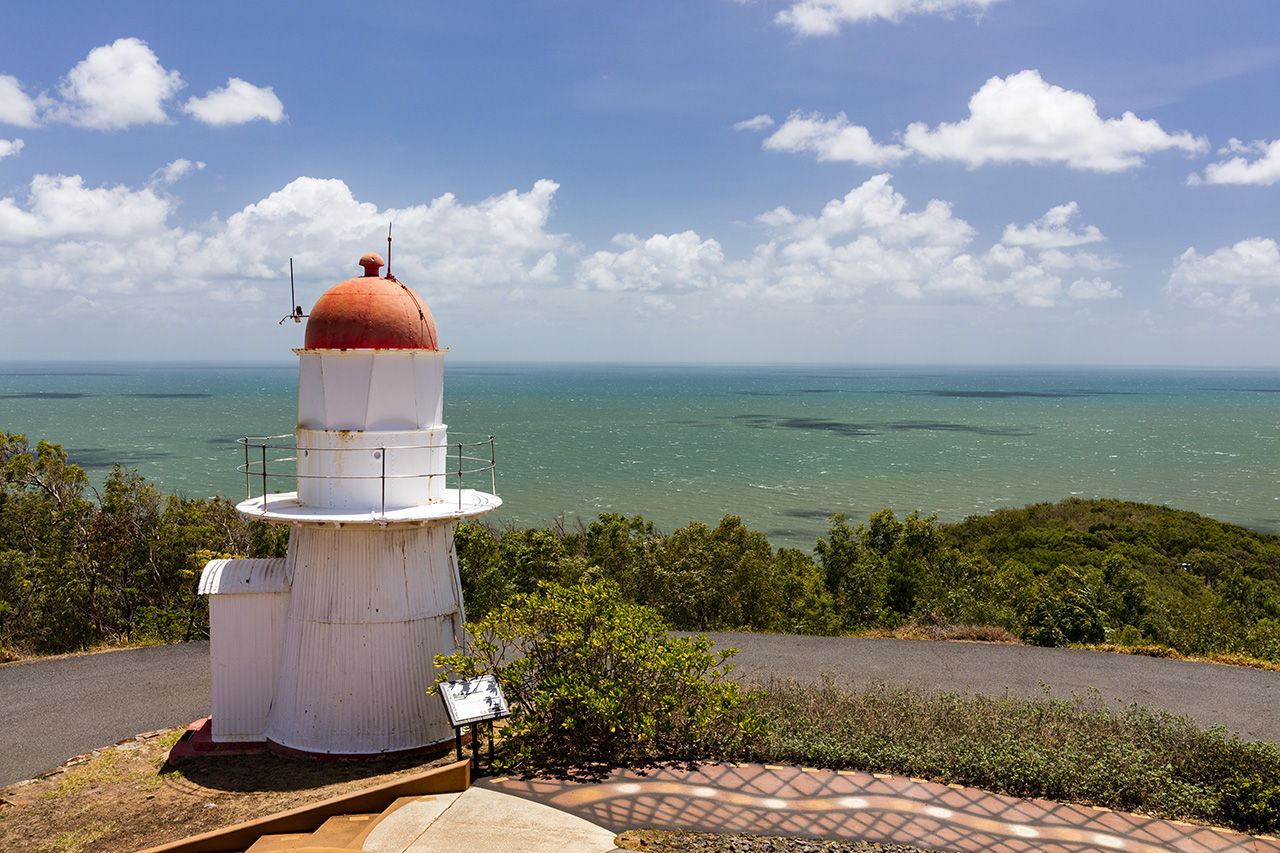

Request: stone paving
left=481, top=763, right=1280, bottom=853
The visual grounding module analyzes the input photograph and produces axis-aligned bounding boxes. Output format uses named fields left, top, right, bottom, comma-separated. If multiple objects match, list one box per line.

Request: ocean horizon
left=2, top=360, right=1279, bottom=550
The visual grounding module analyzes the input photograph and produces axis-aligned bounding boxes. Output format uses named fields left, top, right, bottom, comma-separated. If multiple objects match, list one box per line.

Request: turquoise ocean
left=2, top=361, right=1278, bottom=551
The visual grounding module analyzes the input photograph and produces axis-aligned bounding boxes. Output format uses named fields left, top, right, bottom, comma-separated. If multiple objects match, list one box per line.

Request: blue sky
left=3, top=0, right=1280, bottom=365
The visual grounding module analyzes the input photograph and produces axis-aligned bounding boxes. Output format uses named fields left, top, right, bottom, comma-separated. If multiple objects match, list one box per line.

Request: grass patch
left=41, top=749, right=132, bottom=799
left=717, top=676, right=1280, bottom=835
left=41, top=821, right=116, bottom=853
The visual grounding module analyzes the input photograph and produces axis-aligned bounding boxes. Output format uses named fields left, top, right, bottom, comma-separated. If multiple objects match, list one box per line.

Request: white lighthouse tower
left=200, top=252, right=500, bottom=758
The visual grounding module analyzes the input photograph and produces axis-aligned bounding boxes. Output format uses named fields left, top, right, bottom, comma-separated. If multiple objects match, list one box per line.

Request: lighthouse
left=199, top=252, right=500, bottom=757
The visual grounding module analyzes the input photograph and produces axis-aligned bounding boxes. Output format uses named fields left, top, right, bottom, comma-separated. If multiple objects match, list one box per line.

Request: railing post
left=489, top=437, right=496, bottom=495
left=243, top=437, right=250, bottom=500
left=260, top=442, right=269, bottom=510
left=457, top=442, right=464, bottom=510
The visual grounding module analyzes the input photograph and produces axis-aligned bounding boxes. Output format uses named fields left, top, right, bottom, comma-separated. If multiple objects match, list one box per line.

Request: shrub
left=434, top=580, right=764, bottom=775
left=1181, top=736, right=1280, bottom=834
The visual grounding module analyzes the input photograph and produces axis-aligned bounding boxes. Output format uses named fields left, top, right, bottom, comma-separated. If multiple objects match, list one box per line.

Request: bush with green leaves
left=433, top=580, right=765, bottom=774
left=743, top=677, right=1280, bottom=834
left=1180, top=736, right=1280, bottom=834
left=0, top=432, right=287, bottom=656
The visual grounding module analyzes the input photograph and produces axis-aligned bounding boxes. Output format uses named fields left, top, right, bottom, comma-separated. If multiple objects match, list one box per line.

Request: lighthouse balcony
left=236, top=432, right=499, bottom=525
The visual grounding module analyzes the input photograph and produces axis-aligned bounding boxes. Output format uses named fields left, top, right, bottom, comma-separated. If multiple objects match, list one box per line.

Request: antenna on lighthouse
left=279, top=258, right=307, bottom=324
left=385, top=223, right=399, bottom=282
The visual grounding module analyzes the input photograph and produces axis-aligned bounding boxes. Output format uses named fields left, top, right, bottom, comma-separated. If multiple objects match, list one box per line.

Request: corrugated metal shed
left=199, top=558, right=292, bottom=595
left=201, top=558, right=293, bottom=742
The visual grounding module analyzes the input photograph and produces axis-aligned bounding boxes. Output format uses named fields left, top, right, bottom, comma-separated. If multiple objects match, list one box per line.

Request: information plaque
left=439, top=674, right=511, bottom=727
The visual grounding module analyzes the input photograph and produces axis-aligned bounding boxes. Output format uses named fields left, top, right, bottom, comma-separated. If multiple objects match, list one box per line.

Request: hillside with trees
left=3, top=431, right=1278, bottom=664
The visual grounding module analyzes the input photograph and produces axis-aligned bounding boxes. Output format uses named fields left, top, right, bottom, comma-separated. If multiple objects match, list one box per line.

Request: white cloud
left=1191, top=138, right=1280, bottom=186
left=775, top=0, right=1008, bottom=36
left=47, top=38, right=184, bottom=130
left=1001, top=202, right=1104, bottom=249
left=577, top=232, right=724, bottom=293
left=734, top=114, right=776, bottom=132
left=763, top=112, right=909, bottom=166
left=576, top=177, right=1124, bottom=311
left=0, top=175, right=568, bottom=313
left=184, top=177, right=567, bottom=295
left=0, top=174, right=172, bottom=242
left=184, top=78, right=286, bottom=126
left=1166, top=237, right=1280, bottom=316
left=0, top=138, right=22, bottom=160
left=151, top=159, right=206, bottom=186
left=987, top=204, right=1118, bottom=300
left=903, top=70, right=1207, bottom=171
left=1068, top=277, right=1121, bottom=300
left=0, top=74, right=39, bottom=127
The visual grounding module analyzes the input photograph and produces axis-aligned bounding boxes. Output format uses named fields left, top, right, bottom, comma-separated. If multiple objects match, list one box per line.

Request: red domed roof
left=304, top=254, right=439, bottom=350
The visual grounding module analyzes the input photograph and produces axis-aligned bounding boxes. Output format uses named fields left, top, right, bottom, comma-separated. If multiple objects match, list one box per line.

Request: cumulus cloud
left=757, top=72, right=1205, bottom=174
left=1068, top=277, right=1121, bottom=300
left=903, top=71, right=1207, bottom=171
left=45, top=38, right=184, bottom=129
left=763, top=112, right=910, bottom=166
left=775, top=0, right=1008, bottom=36
left=1001, top=202, right=1104, bottom=249
left=576, top=174, right=1114, bottom=310
left=0, top=174, right=173, bottom=242
left=1166, top=237, right=1280, bottom=316
left=1191, top=138, right=1280, bottom=186
left=184, top=78, right=286, bottom=126
left=0, top=74, right=39, bottom=127
left=1, top=40, right=285, bottom=132
left=151, top=159, right=206, bottom=186
left=0, top=174, right=568, bottom=310
left=733, top=114, right=776, bottom=132
left=0, top=138, right=22, bottom=161
left=578, top=232, right=725, bottom=294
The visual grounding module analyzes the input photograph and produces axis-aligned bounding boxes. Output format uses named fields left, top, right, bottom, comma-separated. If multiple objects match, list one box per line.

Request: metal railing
left=238, top=433, right=497, bottom=515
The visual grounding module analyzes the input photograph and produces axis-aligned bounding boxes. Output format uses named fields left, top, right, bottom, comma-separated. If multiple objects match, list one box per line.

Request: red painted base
left=166, top=716, right=466, bottom=764
left=265, top=734, right=461, bottom=763
left=166, top=717, right=268, bottom=762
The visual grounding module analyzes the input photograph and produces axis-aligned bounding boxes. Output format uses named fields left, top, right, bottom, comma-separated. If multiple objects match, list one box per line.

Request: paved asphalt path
left=0, top=642, right=210, bottom=786
left=2, top=635, right=1277, bottom=787
left=702, top=633, right=1280, bottom=744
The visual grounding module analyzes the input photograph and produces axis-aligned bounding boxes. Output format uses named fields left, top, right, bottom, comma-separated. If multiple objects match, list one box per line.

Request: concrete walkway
left=482, top=762, right=1280, bottom=853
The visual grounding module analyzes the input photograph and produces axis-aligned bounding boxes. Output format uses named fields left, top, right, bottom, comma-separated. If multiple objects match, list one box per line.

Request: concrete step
left=243, top=812, right=378, bottom=852
left=237, top=795, right=457, bottom=853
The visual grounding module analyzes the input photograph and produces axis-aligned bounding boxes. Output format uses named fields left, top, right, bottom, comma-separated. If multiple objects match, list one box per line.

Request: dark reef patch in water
left=914, top=390, right=1081, bottom=399
left=128, top=393, right=214, bottom=399
left=734, top=389, right=842, bottom=397
left=1, top=392, right=90, bottom=400
left=781, top=508, right=838, bottom=520
left=883, top=420, right=1033, bottom=437
left=729, top=414, right=1031, bottom=438
left=66, top=447, right=174, bottom=470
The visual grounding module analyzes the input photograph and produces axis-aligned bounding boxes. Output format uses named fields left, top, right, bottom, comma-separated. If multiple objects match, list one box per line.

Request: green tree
left=815, top=513, right=885, bottom=629
left=434, top=580, right=763, bottom=773
left=652, top=515, right=781, bottom=631
left=1023, top=566, right=1107, bottom=647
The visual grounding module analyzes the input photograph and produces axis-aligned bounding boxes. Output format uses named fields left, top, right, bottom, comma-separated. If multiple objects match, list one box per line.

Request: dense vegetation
left=4, top=429, right=1280, bottom=666
left=0, top=434, right=287, bottom=658
left=455, top=500, right=1280, bottom=664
